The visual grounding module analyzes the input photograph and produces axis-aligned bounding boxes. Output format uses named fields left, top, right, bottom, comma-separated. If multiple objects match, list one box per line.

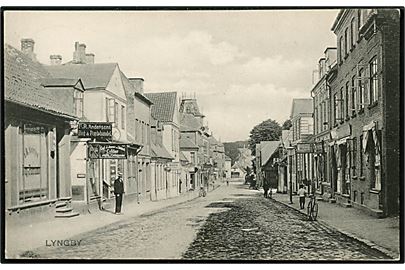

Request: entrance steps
left=54, top=200, right=80, bottom=218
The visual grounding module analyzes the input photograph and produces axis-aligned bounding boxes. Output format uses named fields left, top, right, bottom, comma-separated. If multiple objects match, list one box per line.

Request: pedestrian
left=298, top=184, right=306, bottom=210
left=226, top=179, right=229, bottom=186
left=263, top=179, right=270, bottom=198
left=114, top=172, right=124, bottom=214
left=179, top=179, right=182, bottom=193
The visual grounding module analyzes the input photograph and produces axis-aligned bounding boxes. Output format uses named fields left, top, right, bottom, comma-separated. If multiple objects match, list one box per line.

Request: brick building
left=328, top=9, right=400, bottom=216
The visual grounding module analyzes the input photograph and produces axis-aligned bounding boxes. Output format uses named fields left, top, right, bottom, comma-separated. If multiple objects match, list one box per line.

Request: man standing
left=263, top=178, right=270, bottom=198
left=114, top=172, right=124, bottom=214
left=298, top=184, right=306, bottom=210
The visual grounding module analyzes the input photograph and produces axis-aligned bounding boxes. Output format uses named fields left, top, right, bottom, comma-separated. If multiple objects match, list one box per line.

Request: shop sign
left=313, top=142, right=324, bottom=153
left=296, top=143, right=313, bottom=153
left=78, top=122, right=112, bottom=140
left=87, top=143, right=127, bottom=159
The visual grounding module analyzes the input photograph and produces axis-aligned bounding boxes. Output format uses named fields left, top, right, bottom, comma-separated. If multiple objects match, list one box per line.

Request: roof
left=209, top=136, right=219, bottom=146
left=151, top=141, right=173, bottom=160
left=119, top=71, right=153, bottom=105
left=144, top=92, right=177, bottom=122
left=40, top=78, right=83, bottom=88
left=290, top=98, right=313, bottom=119
left=4, top=44, right=77, bottom=119
left=180, top=113, right=202, bottom=132
left=46, top=63, right=117, bottom=89
left=260, top=141, right=281, bottom=167
left=180, top=136, right=199, bottom=149
left=180, top=151, right=189, bottom=162
left=179, top=98, right=205, bottom=117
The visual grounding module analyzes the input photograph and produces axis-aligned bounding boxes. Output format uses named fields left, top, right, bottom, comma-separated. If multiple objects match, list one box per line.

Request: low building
left=4, top=41, right=79, bottom=221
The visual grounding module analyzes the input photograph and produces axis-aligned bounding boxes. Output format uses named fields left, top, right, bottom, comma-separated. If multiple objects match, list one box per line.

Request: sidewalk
left=5, top=187, right=210, bottom=259
left=272, top=193, right=400, bottom=260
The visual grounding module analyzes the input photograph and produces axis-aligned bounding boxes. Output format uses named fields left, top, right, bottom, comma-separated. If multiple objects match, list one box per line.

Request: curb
left=271, top=197, right=399, bottom=261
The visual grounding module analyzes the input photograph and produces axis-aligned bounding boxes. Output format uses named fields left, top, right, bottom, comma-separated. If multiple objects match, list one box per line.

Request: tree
left=282, top=119, right=292, bottom=130
left=224, top=140, right=248, bottom=165
left=248, top=119, right=282, bottom=156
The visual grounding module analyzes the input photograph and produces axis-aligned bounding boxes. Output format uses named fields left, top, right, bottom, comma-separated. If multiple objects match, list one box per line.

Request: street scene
left=2, top=8, right=402, bottom=262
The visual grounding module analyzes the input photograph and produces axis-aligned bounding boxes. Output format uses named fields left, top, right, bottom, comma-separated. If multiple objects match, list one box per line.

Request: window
left=114, top=101, right=119, bottom=126
left=369, top=57, right=378, bottom=104
left=350, top=18, right=357, bottom=47
left=352, top=137, right=357, bottom=175
left=334, top=93, right=339, bottom=125
left=106, top=98, right=115, bottom=123
left=358, top=68, right=365, bottom=110
left=359, top=135, right=364, bottom=176
left=73, top=90, right=83, bottom=118
left=344, top=28, right=349, bottom=56
left=121, top=105, right=125, bottom=130
left=324, top=101, right=328, bottom=130
left=340, top=88, right=344, bottom=121
left=345, top=82, right=350, bottom=118
left=339, top=36, right=344, bottom=63
left=351, top=76, right=357, bottom=115
left=190, top=152, right=195, bottom=164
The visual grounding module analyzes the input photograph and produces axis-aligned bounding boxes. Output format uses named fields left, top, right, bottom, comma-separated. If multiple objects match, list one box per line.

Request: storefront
left=5, top=103, right=75, bottom=217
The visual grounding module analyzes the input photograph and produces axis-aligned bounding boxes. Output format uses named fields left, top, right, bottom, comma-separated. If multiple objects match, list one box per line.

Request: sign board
left=296, top=143, right=313, bottom=153
left=78, top=122, right=112, bottom=140
left=313, top=142, right=324, bottom=153
left=87, top=143, right=128, bottom=159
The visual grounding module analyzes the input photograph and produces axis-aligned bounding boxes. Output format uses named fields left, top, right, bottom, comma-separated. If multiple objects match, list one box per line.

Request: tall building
left=327, top=9, right=400, bottom=216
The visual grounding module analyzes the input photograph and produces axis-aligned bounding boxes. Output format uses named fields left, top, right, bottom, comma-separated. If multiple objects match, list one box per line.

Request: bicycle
left=307, top=194, right=319, bottom=221
left=198, top=187, right=207, bottom=197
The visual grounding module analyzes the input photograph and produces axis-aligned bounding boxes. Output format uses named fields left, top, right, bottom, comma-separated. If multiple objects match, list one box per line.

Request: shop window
left=20, top=124, right=50, bottom=204
left=369, top=57, right=379, bottom=104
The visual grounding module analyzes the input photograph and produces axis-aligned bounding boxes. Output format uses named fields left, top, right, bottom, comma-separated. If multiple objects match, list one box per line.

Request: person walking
left=298, top=184, right=306, bottom=210
left=114, top=172, right=124, bottom=214
left=263, top=178, right=270, bottom=198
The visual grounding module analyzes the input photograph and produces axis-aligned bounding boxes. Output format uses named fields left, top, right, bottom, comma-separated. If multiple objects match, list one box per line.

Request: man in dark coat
left=263, top=178, right=270, bottom=198
left=114, top=172, right=124, bottom=214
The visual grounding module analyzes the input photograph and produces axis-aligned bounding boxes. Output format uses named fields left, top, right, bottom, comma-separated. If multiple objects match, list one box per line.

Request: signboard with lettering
left=296, top=143, right=313, bottom=153
left=313, top=142, right=324, bottom=153
left=78, top=122, right=112, bottom=140
left=87, top=143, right=127, bottom=159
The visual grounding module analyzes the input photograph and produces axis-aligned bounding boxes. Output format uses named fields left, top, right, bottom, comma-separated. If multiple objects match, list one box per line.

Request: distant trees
left=248, top=119, right=282, bottom=156
left=282, top=119, right=292, bottom=130
left=223, top=140, right=248, bottom=165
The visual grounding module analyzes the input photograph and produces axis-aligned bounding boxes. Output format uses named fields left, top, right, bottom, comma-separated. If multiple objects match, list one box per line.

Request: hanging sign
left=296, top=143, right=313, bottom=153
left=78, top=122, right=112, bottom=140
left=87, top=143, right=127, bottom=159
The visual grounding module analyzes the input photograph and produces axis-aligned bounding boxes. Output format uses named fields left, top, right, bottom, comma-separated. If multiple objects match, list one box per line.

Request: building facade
left=327, top=9, right=400, bottom=216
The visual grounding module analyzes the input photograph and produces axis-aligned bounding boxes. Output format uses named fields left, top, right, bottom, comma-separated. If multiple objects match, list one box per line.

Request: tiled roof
left=4, top=44, right=77, bottom=119
left=290, top=98, right=313, bottom=118
left=180, top=113, right=202, bottom=132
left=151, top=141, right=173, bottom=160
left=144, top=92, right=177, bottom=122
left=46, top=62, right=117, bottom=89
left=180, top=136, right=198, bottom=149
left=40, top=78, right=82, bottom=87
left=260, top=141, right=281, bottom=166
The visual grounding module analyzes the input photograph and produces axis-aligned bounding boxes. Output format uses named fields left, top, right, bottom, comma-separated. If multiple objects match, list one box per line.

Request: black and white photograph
left=1, top=4, right=403, bottom=262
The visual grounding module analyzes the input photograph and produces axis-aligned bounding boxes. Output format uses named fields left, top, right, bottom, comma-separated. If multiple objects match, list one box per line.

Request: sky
left=4, top=10, right=338, bottom=142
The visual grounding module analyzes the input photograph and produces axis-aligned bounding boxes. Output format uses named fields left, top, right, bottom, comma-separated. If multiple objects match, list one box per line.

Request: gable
left=105, top=66, right=127, bottom=101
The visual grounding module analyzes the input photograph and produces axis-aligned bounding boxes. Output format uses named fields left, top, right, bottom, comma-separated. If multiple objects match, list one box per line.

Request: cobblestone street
left=26, top=181, right=392, bottom=261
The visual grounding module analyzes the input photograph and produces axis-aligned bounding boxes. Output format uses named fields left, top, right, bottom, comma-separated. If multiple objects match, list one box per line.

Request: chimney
left=85, top=53, right=95, bottom=64
left=73, top=41, right=87, bottom=64
left=128, top=78, right=144, bottom=94
left=324, top=47, right=337, bottom=70
left=50, top=54, right=62, bottom=65
left=21, top=38, right=36, bottom=61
